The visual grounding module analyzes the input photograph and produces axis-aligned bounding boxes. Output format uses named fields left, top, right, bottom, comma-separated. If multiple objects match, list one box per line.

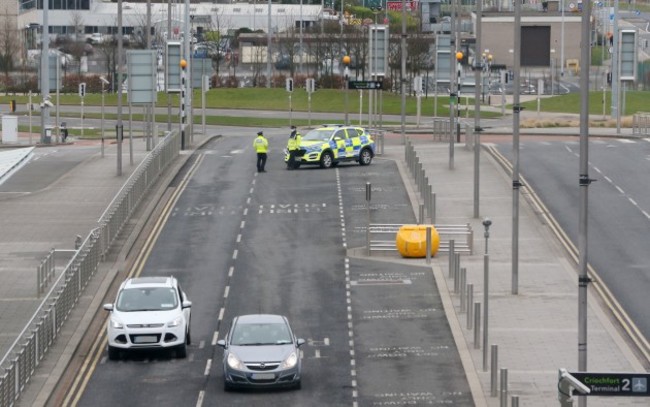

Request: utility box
left=1, top=115, right=18, bottom=143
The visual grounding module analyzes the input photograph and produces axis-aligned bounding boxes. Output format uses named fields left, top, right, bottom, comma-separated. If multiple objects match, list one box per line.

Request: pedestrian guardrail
left=368, top=128, right=385, bottom=156
left=367, top=223, right=473, bottom=255
left=632, top=112, right=650, bottom=135
left=0, top=130, right=182, bottom=407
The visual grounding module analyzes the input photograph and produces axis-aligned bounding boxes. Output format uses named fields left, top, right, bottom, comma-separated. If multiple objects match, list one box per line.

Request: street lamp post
left=343, top=55, right=350, bottom=125
left=100, top=76, right=109, bottom=158
left=482, top=217, right=492, bottom=372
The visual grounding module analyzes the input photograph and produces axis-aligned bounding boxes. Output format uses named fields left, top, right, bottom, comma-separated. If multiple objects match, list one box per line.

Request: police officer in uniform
left=253, top=131, right=269, bottom=172
left=286, top=125, right=302, bottom=170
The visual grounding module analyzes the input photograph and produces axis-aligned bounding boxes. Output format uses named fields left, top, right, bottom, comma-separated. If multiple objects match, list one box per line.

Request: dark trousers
left=256, top=153, right=267, bottom=172
left=287, top=150, right=297, bottom=169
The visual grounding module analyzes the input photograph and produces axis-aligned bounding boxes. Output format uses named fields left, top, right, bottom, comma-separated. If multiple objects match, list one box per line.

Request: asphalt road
left=494, top=136, right=650, bottom=341
left=71, top=134, right=473, bottom=406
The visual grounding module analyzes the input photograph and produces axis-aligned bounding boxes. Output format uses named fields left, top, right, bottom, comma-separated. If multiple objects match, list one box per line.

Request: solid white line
left=195, top=390, right=205, bottom=407
left=204, top=359, right=212, bottom=376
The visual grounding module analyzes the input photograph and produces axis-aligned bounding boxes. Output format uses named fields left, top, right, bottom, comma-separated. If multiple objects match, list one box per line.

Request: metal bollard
left=467, top=284, right=474, bottom=329
left=473, top=303, right=481, bottom=349
left=454, top=266, right=464, bottom=294
left=459, top=268, right=466, bottom=312
left=448, top=240, right=455, bottom=278
left=431, top=192, right=436, bottom=224
left=500, top=368, right=508, bottom=407
left=511, top=395, right=519, bottom=407
left=491, top=345, right=498, bottom=397
left=426, top=226, right=432, bottom=265
left=454, top=253, right=461, bottom=290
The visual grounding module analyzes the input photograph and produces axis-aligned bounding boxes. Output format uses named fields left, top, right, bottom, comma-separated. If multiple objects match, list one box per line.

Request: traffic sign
left=348, top=80, right=383, bottom=90
left=569, top=372, right=650, bottom=397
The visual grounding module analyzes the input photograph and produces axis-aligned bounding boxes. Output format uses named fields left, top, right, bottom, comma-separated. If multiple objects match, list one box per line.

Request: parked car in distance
left=217, top=314, right=305, bottom=390
left=103, top=276, right=192, bottom=360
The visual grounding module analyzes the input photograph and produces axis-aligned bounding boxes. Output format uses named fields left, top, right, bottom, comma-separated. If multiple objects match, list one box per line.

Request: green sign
left=570, top=372, right=650, bottom=397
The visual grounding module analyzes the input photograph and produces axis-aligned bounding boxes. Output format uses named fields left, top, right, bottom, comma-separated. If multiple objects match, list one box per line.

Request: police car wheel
left=320, top=152, right=334, bottom=169
left=359, top=148, right=373, bottom=166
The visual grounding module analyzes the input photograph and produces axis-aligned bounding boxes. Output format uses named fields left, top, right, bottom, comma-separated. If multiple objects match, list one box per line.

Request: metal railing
left=0, top=130, right=181, bottom=407
left=367, top=223, right=473, bottom=255
left=632, top=112, right=650, bottom=135
left=368, top=128, right=385, bottom=156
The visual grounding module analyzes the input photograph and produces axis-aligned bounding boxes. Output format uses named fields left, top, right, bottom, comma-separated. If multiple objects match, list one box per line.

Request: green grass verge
left=520, top=90, right=649, bottom=115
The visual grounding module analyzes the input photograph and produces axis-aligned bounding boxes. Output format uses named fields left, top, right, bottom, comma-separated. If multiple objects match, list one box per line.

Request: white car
left=103, top=276, right=192, bottom=360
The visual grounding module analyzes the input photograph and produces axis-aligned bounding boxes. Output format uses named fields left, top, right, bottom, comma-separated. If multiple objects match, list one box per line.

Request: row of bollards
left=449, top=241, right=517, bottom=405
left=405, top=139, right=436, bottom=223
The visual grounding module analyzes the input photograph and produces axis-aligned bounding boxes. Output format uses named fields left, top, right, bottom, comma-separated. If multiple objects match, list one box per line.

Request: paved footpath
left=378, top=132, right=648, bottom=406
left=1, top=126, right=648, bottom=406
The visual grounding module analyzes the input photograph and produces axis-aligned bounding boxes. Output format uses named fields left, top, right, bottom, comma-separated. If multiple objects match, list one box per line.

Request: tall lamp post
left=455, top=50, right=463, bottom=133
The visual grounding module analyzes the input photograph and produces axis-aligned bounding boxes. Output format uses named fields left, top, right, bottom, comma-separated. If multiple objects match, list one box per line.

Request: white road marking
left=195, top=390, right=205, bottom=407
left=204, top=359, right=212, bottom=375
left=212, top=331, right=219, bottom=346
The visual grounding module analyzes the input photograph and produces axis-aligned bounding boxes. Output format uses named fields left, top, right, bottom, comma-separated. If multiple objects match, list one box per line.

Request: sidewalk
left=0, top=133, right=203, bottom=406
left=380, top=136, right=647, bottom=406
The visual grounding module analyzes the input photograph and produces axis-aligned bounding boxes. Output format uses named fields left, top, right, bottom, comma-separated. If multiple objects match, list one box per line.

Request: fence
left=367, top=223, right=473, bottom=255
left=632, top=112, right=650, bottom=135
left=0, top=130, right=181, bottom=407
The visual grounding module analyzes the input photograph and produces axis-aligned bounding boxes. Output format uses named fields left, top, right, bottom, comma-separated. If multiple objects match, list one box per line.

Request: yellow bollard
left=396, top=225, right=441, bottom=258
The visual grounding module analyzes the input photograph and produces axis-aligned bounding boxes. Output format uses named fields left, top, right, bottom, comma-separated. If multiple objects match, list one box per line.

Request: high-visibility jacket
left=253, top=135, right=269, bottom=153
left=287, top=133, right=302, bottom=151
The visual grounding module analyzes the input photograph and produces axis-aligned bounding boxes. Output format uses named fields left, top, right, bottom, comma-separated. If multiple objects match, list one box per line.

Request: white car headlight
left=281, top=352, right=298, bottom=369
left=167, top=315, right=183, bottom=328
left=110, top=317, right=124, bottom=329
left=227, top=353, right=244, bottom=370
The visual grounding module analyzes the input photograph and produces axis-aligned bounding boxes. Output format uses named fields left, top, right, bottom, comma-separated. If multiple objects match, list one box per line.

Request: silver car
left=217, top=314, right=305, bottom=390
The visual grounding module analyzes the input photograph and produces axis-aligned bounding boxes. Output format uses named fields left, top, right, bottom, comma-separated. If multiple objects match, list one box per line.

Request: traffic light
left=78, top=82, right=86, bottom=97
left=286, top=77, right=294, bottom=93
left=9, top=100, right=16, bottom=113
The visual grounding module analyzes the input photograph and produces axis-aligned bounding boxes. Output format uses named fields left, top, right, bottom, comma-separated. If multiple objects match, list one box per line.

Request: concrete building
left=16, top=1, right=323, bottom=45
left=476, top=11, right=582, bottom=74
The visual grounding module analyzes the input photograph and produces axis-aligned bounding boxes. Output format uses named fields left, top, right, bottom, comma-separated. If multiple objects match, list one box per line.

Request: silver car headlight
left=281, top=351, right=298, bottom=369
left=167, top=315, right=183, bottom=328
left=227, top=353, right=244, bottom=370
left=110, top=317, right=124, bottom=329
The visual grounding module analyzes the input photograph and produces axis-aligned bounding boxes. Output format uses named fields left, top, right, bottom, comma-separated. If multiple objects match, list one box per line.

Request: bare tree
left=0, top=8, right=19, bottom=88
